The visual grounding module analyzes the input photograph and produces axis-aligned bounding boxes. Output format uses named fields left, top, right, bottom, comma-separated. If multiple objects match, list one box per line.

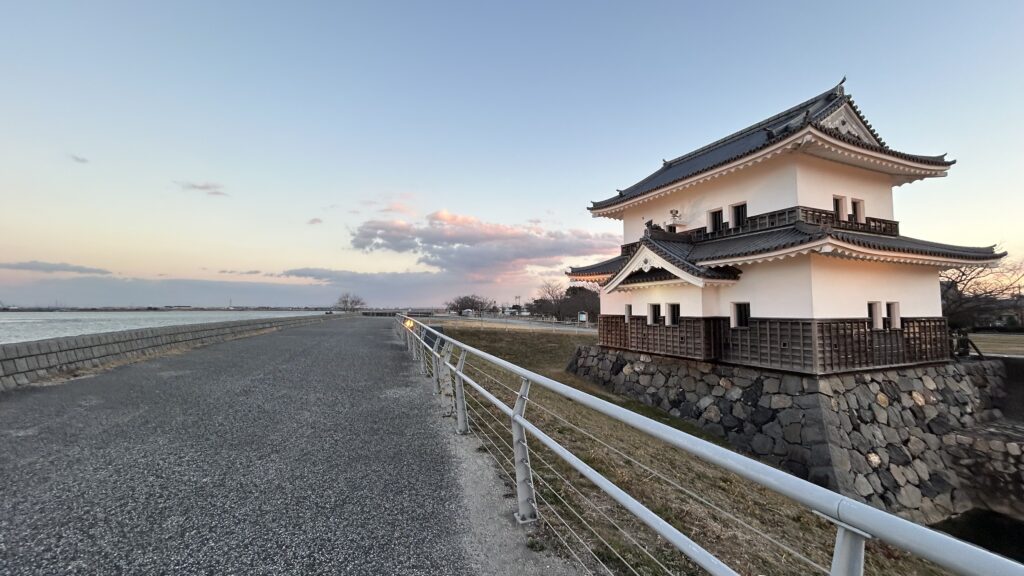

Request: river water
left=0, top=311, right=325, bottom=344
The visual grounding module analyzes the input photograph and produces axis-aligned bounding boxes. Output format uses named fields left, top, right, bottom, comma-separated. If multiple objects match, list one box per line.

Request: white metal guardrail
left=395, top=314, right=1024, bottom=576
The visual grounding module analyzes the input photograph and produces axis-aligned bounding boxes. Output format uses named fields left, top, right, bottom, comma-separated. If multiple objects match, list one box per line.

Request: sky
left=1, top=1, right=1022, bottom=308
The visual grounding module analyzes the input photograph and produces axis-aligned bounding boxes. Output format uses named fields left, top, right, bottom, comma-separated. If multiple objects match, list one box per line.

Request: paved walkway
left=0, top=317, right=574, bottom=575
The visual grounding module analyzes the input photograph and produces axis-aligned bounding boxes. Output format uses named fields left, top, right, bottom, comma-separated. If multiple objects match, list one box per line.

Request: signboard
left=577, top=311, right=588, bottom=323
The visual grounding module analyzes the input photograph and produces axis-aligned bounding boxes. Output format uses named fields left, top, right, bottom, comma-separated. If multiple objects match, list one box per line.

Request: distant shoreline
left=0, top=307, right=332, bottom=313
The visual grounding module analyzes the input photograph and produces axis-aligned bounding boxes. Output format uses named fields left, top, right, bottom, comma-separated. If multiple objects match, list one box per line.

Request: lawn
left=440, top=326, right=951, bottom=576
left=969, top=332, right=1024, bottom=356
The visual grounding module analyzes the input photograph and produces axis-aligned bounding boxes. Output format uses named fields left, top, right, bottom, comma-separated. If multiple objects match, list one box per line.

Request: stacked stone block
left=568, top=345, right=1010, bottom=524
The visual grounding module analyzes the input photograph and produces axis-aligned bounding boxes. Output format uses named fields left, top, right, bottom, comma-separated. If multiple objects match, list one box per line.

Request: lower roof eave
left=696, top=240, right=1004, bottom=269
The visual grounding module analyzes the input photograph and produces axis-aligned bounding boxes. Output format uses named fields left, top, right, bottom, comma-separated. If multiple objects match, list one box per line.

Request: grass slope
left=444, top=326, right=950, bottom=576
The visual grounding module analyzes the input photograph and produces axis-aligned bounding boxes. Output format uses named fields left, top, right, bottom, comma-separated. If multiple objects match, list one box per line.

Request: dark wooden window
left=624, top=304, right=632, bottom=322
left=850, top=199, right=863, bottom=223
left=731, top=203, right=747, bottom=228
left=648, top=303, right=661, bottom=325
left=668, top=303, right=680, bottom=326
left=733, top=303, right=750, bottom=328
left=833, top=196, right=845, bottom=220
left=709, top=209, right=724, bottom=232
left=886, top=302, right=901, bottom=329
left=868, top=302, right=883, bottom=330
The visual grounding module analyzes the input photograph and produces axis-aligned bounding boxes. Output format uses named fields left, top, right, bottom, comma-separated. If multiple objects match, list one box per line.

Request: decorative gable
left=819, top=104, right=881, bottom=146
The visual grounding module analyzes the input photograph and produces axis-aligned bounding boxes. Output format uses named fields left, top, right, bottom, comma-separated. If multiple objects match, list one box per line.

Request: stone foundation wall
left=0, top=314, right=334, bottom=392
left=947, top=422, right=1024, bottom=521
left=568, top=345, right=1008, bottom=524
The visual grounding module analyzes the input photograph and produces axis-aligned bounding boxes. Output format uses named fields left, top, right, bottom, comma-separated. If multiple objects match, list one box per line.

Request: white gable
left=819, top=104, right=881, bottom=146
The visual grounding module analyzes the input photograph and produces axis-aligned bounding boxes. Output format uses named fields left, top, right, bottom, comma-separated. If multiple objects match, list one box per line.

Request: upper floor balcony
left=681, top=205, right=899, bottom=243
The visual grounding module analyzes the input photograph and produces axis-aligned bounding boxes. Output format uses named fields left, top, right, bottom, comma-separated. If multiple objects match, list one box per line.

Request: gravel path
left=0, top=317, right=577, bottom=575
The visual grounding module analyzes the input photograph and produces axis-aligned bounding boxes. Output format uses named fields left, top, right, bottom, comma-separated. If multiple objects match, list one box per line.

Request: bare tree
left=941, top=257, right=1024, bottom=328
left=536, top=279, right=566, bottom=304
left=445, top=294, right=495, bottom=313
left=335, top=292, right=366, bottom=311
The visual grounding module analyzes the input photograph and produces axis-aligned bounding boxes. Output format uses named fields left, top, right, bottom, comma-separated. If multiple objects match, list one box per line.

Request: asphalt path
left=0, top=317, right=575, bottom=575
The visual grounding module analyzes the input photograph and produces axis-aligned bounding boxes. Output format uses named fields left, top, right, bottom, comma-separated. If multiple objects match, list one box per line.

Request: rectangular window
left=731, top=203, right=747, bottom=228
left=886, top=302, right=901, bottom=329
left=647, top=303, right=661, bottom=326
left=850, top=199, right=864, bottom=223
left=833, top=196, right=846, bottom=221
left=709, top=209, right=724, bottom=233
left=868, top=301, right=883, bottom=330
left=624, top=304, right=632, bottom=323
left=732, top=303, right=751, bottom=328
left=667, top=303, right=680, bottom=326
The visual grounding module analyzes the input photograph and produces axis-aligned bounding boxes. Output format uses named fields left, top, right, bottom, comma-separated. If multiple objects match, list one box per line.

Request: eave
left=697, top=240, right=1004, bottom=270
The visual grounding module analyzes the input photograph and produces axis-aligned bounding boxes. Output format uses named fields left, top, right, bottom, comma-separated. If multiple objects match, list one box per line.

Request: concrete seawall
left=0, top=314, right=334, bottom=392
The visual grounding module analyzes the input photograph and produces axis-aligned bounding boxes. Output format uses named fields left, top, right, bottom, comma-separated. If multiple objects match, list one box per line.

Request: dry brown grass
left=969, top=332, right=1024, bottom=356
left=441, top=327, right=950, bottom=576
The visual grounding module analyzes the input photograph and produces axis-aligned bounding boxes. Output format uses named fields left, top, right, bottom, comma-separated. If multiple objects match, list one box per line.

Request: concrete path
left=0, top=317, right=576, bottom=575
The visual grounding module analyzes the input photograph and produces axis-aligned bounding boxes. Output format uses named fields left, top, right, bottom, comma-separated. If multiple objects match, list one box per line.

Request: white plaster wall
left=617, top=153, right=898, bottom=243
left=795, top=155, right=894, bottom=220
left=808, top=255, right=942, bottom=317
left=715, top=258, right=815, bottom=318
left=620, top=157, right=797, bottom=242
left=600, top=283, right=706, bottom=317
left=599, top=289, right=632, bottom=315
left=600, top=255, right=942, bottom=319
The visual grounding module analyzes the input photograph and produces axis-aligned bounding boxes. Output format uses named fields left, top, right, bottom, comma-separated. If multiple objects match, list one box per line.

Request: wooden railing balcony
left=681, top=205, right=899, bottom=243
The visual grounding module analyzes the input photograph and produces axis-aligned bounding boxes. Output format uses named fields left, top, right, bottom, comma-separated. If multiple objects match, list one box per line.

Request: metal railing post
left=511, top=376, right=538, bottom=523
left=441, top=342, right=454, bottom=393
left=828, top=522, right=869, bottom=576
left=453, top=351, right=468, bottom=434
left=431, top=337, right=442, bottom=393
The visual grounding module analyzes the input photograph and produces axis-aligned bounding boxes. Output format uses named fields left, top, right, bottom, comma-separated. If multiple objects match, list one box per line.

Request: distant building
left=568, top=81, right=1004, bottom=374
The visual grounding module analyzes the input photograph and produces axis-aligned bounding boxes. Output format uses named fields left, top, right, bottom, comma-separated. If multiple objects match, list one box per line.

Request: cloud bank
left=0, top=211, right=617, bottom=307
left=350, top=209, right=619, bottom=281
left=0, top=260, right=112, bottom=275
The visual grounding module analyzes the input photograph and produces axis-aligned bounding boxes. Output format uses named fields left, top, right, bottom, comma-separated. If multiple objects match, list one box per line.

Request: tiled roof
left=689, top=222, right=1005, bottom=263
left=567, top=222, right=1005, bottom=284
left=590, top=81, right=954, bottom=211
left=566, top=254, right=628, bottom=277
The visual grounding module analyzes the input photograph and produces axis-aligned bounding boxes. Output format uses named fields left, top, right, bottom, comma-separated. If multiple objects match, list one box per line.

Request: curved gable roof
left=590, top=80, right=954, bottom=212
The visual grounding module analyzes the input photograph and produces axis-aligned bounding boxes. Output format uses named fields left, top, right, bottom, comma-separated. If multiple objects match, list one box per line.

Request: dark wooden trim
left=598, top=314, right=949, bottom=375
left=677, top=205, right=899, bottom=243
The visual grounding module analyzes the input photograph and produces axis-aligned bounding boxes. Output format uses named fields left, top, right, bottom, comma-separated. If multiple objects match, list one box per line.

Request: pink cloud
left=378, top=201, right=418, bottom=216
left=350, top=210, right=619, bottom=282
left=308, top=218, right=323, bottom=225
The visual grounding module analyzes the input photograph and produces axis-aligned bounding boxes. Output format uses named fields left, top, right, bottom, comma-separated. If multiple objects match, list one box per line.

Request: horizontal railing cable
left=463, top=399, right=595, bottom=575
left=463, top=391, right=634, bottom=575
left=463, top=352, right=826, bottom=573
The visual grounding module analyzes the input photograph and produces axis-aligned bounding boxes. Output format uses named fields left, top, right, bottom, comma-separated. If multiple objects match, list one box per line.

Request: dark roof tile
left=591, top=81, right=953, bottom=211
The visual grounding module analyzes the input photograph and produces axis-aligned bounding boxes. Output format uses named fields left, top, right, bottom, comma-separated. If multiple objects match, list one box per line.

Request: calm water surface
left=0, top=311, right=324, bottom=344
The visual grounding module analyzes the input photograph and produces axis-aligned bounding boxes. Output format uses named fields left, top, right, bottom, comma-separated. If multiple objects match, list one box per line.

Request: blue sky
left=1, top=1, right=1021, bottom=307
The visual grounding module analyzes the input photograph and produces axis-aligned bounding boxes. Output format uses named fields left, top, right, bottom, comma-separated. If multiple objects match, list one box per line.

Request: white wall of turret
left=619, top=153, right=895, bottom=243
left=601, top=255, right=943, bottom=320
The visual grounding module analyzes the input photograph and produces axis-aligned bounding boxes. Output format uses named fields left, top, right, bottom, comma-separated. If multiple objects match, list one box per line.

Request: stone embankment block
left=568, top=345, right=1011, bottom=524
left=0, top=315, right=331, bottom=392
